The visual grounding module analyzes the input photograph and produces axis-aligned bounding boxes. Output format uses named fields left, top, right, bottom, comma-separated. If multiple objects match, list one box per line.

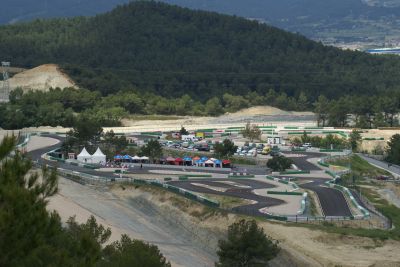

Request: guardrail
left=318, top=153, right=370, bottom=219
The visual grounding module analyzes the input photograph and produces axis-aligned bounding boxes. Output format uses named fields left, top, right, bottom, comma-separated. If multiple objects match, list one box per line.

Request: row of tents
left=77, top=147, right=106, bottom=164
left=113, top=155, right=231, bottom=168
left=160, top=156, right=231, bottom=168
left=114, top=155, right=150, bottom=162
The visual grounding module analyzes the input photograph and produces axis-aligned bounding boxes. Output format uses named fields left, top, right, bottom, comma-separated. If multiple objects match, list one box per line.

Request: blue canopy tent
left=114, top=155, right=122, bottom=160
left=122, top=155, right=132, bottom=162
left=214, top=159, right=222, bottom=167
left=200, top=156, right=208, bottom=161
left=195, top=159, right=204, bottom=167
left=183, top=156, right=193, bottom=166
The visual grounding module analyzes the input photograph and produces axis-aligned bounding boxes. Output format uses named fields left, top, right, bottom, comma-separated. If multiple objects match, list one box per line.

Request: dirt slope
left=0, top=64, right=77, bottom=92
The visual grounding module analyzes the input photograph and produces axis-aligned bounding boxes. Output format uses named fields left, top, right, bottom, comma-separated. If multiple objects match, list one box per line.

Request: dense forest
left=1, top=1, right=400, bottom=102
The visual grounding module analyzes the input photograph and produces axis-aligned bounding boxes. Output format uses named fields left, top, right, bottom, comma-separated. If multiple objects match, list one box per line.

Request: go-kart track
left=28, top=134, right=356, bottom=219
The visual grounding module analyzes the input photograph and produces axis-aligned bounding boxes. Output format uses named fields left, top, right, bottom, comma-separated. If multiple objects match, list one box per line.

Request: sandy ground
left=0, top=64, right=77, bottom=92
left=378, top=183, right=400, bottom=208
left=48, top=178, right=400, bottom=267
left=360, top=128, right=400, bottom=152
left=48, top=178, right=217, bottom=267
left=26, top=136, right=59, bottom=152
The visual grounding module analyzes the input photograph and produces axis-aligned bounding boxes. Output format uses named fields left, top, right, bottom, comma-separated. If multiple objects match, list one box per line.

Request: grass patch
left=120, top=183, right=226, bottom=219
left=329, top=155, right=391, bottom=186
left=230, top=157, right=257, bottom=165
left=305, top=190, right=319, bottom=216
left=201, top=193, right=252, bottom=209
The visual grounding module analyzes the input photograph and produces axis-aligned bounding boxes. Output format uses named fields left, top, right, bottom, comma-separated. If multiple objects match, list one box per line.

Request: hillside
left=1, top=1, right=400, bottom=101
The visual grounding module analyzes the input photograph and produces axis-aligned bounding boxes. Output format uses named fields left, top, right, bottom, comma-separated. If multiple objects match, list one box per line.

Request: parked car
left=302, top=143, right=312, bottom=148
left=376, top=175, right=390, bottom=180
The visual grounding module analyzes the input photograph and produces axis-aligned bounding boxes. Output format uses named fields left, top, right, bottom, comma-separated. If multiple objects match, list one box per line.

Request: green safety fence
left=288, top=131, right=312, bottom=135
left=291, top=147, right=306, bottom=152
left=267, top=191, right=303, bottom=195
left=319, top=149, right=343, bottom=152
left=363, top=137, right=384, bottom=140
left=284, top=126, right=299, bottom=129
left=228, top=175, right=255, bottom=178
left=318, top=161, right=330, bottom=167
left=280, top=170, right=310, bottom=175
left=141, top=132, right=162, bottom=136
left=164, top=177, right=172, bottom=181
left=227, top=127, right=245, bottom=130
left=179, top=174, right=212, bottom=178
left=196, top=129, right=216, bottom=132
left=258, top=126, right=277, bottom=129
left=325, top=170, right=337, bottom=178
left=304, top=127, right=324, bottom=129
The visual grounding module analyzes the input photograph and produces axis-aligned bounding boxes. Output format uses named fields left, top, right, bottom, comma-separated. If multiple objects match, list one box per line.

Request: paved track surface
left=168, top=179, right=284, bottom=216
left=28, top=135, right=354, bottom=217
left=299, top=179, right=352, bottom=216
left=281, top=151, right=324, bottom=171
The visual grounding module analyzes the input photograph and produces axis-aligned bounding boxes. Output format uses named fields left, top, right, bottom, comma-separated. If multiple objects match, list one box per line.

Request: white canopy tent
left=131, top=155, right=141, bottom=161
left=92, top=147, right=106, bottom=164
left=77, top=147, right=92, bottom=163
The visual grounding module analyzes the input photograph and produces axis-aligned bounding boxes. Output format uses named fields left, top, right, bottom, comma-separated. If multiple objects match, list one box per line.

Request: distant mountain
left=1, top=1, right=400, bottom=101
left=2, top=0, right=400, bottom=46
left=0, top=0, right=130, bottom=24
left=160, top=0, right=400, bottom=46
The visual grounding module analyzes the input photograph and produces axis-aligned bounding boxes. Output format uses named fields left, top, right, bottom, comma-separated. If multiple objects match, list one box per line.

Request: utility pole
left=0, top=61, right=10, bottom=103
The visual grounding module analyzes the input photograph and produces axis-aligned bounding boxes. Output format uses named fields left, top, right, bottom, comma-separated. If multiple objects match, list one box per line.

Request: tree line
left=1, top=87, right=400, bottom=129
left=1, top=1, right=400, bottom=103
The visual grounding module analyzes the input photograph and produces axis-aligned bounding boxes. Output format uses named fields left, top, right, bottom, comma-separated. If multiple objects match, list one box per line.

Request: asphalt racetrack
left=28, top=135, right=354, bottom=217
left=168, top=179, right=284, bottom=216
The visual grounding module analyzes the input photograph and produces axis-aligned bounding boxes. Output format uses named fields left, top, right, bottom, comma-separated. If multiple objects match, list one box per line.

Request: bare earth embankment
left=48, top=178, right=400, bottom=267
left=0, top=64, right=77, bottom=92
